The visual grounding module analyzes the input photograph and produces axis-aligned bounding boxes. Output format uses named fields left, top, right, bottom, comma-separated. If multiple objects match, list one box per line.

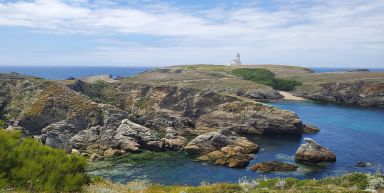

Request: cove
left=86, top=101, right=384, bottom=185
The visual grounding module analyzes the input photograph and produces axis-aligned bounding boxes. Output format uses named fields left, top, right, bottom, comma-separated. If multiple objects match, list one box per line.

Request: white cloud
left=0, top=0, right=383, bottom=67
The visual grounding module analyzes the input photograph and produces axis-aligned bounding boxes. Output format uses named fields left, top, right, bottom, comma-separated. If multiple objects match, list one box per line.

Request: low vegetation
left=232, top=68, right=302, bottom=91
left=0, top=120, right=4, bottom=128
left=0, top=130, right=89, bottom=192
left=86, top=173, right=384, bottom=193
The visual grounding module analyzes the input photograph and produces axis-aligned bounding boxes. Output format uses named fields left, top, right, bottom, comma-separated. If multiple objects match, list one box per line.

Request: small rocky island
left=0, top=64, right=383, bottom=169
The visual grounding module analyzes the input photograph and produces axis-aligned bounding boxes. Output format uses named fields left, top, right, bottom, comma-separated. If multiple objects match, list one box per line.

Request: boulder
left=41, top=120, right=81, bottom=151
left=355, top=161, right=371, bottom=168
left=161, top=128, right=187, bottom=151
left=89, top=153, right=101, bottom=162
left=103, top=148, right=122, bottom=158
left=185, top=129, right=259, bottom=168
left=295, top=138, right=336, bottom=163
left=250, top=161, right=298, bottom=172
left=303, top=124, right=320, bottom=133
left=114, top=119, right=163, bottom=151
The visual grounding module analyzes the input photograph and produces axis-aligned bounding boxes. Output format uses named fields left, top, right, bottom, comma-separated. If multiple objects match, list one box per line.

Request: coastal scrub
left=0, top=130, right=89, bottom=192
left=232, top=68, right=302, bottom=91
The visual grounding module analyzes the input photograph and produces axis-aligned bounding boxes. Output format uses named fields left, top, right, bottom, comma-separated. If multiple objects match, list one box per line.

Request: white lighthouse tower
left=228, top=52, right=241, bottom=66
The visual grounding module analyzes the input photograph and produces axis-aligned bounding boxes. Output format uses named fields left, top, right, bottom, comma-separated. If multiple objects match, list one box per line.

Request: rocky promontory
left=294, top=80, right=384, bottom=106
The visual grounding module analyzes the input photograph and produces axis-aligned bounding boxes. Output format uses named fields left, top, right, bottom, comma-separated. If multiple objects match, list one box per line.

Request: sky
left=0, top=0, right=383, bottom=67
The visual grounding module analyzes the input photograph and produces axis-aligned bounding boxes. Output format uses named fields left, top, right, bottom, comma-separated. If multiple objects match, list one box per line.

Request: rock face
left=294, top=80, right=384, bottom=107
left=184, top=129, right=259, bottom=168
left=295, top=138, right=336, bottom=163
left=250, top=161, right=298, bottom=172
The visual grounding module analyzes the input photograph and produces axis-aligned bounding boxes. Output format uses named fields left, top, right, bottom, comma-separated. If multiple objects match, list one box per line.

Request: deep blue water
left=311, top=67, right=384, bottom=73
left=87, top=101, right=384, bottom=185
left=0, top=66, right=153, bottom=80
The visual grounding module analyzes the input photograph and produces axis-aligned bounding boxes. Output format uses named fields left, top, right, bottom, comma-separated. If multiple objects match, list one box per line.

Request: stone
left=103, top=148, right=121, bottom=158
left=114, top=119, right=163, bottom=151
left=161, top=128, right=187, bottom=151
left=89, top=153, right=101, bottom=162
left=295, top=138, right=336, bottom=163
left=71, top=149, right=80, bottom=154
left=303, top=124, right=320, bottom=133
left=250, top=161, right=298, bottom=172
left=355, top=161, right=371, bottom=167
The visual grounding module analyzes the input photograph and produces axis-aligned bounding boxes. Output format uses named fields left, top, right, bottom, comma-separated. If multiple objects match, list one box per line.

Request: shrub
left=232, top=68, right=302, bottom=91
left=0, top=120, right=4, bottom=128
left=0, top=130, right=89, bottom=192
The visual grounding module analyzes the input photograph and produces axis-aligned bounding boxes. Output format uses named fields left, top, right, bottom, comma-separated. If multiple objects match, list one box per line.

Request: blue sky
left=0, top=0, right=383, bottom=67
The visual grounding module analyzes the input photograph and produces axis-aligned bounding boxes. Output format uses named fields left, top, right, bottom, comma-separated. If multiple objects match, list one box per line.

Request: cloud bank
left=0, top=0, right=383, bottom=67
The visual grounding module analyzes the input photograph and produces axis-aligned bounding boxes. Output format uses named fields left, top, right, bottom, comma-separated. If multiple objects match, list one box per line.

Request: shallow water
left=87, top=101, right=384, bottom=185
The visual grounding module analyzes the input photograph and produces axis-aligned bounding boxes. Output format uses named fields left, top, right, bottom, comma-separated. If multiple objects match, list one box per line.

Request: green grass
left=0, top=130, right=89, bottom=192
left=232, top=68, right=302, bottom=91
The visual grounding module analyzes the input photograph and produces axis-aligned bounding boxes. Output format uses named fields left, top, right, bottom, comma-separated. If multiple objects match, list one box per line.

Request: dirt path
left=278, top=91, right=307, bottom=101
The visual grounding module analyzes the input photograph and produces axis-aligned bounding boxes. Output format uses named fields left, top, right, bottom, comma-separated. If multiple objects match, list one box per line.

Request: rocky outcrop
left=303, top=124, right=320, bottom=134
left=294, top=80, right=384, bottom=107
left=161, top=127, right=187, bottom=150
left=114, top=119, right=163, bottom=151
left=195, top=101, right=303, bottom=134
left=295, top=138, right=336, bottom=163
left=233, top=88, right=282, bottom=100
left=184, top=129, right=259, bottom=168
left=250, top=161, right=298, bottom=172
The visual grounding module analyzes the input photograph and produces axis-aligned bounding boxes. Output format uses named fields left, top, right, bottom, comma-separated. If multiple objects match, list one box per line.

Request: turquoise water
left=0, top=66, right=153, bottom=80
left=87, top=101, right=384, bottom=185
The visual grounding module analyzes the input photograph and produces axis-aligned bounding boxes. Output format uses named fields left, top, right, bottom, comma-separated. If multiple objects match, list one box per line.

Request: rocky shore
left=3, top=64, right=380, bottom=169
left=0, top=72, right=308, bottom=168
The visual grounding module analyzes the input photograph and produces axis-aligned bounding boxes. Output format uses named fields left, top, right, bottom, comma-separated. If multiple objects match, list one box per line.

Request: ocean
left=0, top=66, right=154, bottom=80
left=0, top=66, right=383, bottom=80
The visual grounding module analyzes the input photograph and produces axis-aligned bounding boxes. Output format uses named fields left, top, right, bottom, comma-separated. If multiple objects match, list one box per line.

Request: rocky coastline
left=2, top=64, right=382, bottom=170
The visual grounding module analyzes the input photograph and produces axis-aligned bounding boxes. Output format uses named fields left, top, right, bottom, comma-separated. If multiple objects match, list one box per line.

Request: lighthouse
left=228, top=52, right=241, bottom=66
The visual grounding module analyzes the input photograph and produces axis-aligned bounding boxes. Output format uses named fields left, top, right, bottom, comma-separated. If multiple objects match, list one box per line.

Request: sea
left=0, top=66, right=154, bottom=80
left=0, top=66, right=383, bottom=80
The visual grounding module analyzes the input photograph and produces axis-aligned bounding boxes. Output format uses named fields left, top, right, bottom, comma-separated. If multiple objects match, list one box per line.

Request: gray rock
left=42, top=120, right=81, bottom=151
left=114, top=119, right=163, bottom=151
left=184, top=129, right=259, bottom=168
left=295, top=138, right=336, bottom=163
left=161, top=127, right=187, bottom=151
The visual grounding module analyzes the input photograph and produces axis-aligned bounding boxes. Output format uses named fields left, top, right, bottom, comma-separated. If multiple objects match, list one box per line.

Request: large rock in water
left=250, top=161, right=298, bottom=172
left=295, top=138, right=336, bottom=163
left=184, top=129, right=259, bottom=168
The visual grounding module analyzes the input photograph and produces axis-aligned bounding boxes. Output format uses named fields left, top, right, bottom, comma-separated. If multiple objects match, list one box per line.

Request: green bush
left=272, top=78, right=302, bottom=91
left=0, top=120, right=4, bottom=128
left=0, top=130, right=89, bottom=192
left=232, top=68, right=302, bottom=91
